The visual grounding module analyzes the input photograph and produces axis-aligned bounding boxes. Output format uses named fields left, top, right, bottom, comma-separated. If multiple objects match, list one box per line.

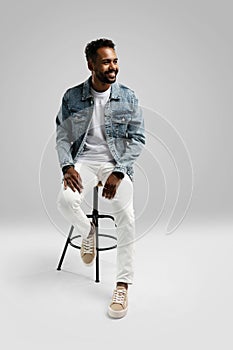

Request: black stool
left=57, top=182, right=117, bottom=282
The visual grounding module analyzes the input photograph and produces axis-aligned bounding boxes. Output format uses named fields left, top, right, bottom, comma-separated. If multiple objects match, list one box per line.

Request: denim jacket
left=56, top=77, right=145, bottom=180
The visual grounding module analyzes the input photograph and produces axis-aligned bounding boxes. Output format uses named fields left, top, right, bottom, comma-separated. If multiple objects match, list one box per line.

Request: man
left=56, top=38, right=145, bottom=318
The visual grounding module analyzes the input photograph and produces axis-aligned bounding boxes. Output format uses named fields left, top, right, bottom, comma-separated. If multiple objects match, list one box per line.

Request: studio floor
left=0, top=219, right=233, bottom=349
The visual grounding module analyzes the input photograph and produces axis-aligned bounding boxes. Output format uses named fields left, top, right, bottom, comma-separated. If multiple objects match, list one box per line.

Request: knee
left=57, top=188, right=82, bottom=211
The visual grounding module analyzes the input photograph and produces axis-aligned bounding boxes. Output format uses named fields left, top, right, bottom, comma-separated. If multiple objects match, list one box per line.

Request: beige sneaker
left=80, top=223, right=96, bottom=265
left=108, top=287, right=128, bottom=318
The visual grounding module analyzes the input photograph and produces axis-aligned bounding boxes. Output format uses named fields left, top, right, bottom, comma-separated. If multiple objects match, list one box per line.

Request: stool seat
left=57, top=183, right=117, bottom=282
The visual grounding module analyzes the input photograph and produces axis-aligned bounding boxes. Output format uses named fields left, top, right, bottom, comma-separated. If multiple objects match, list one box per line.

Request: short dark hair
left=85, top=38, right=115, bottom=62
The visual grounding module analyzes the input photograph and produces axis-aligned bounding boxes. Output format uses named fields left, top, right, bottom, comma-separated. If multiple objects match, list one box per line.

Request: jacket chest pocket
left=71, top=112, right=89, bottom=139
left=111, top=114, right=131, bottom=138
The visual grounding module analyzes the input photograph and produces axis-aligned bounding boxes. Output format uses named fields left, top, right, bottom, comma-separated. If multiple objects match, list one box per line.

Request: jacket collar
left=82, top=76, right=120, bottom=100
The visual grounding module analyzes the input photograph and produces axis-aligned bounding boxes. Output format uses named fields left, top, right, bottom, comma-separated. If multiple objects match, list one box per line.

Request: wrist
left=112, top=171, right=124, bottom=180
left=62, top=165, right=74, bottom=175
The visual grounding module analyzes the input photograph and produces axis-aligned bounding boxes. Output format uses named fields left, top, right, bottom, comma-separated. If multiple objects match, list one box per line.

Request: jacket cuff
left=113, top=165, right=127, bottom=175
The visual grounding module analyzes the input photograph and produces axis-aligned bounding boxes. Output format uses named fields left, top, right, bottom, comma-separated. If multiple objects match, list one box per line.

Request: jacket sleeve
left=113, top=96, right=145, bottom=175
left=55, top=92, right=74, bottom=169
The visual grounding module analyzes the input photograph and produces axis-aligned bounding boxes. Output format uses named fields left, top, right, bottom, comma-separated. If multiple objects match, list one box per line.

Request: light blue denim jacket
left=56, top=77, right=145, bottom=180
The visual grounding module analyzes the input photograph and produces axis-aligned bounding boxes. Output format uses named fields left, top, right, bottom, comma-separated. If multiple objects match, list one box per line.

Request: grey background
left=1, top=0, right=232, bottom=226
left=1, top=1, right=233, bottom=349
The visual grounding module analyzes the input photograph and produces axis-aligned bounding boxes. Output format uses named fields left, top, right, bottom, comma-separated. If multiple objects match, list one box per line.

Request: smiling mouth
left=106, top=71, right=116, bottom=77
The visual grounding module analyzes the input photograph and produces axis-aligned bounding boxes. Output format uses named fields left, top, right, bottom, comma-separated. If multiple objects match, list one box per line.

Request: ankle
left=116, top=282, right=128, bottom=290
left=87, top=222, right=95, bottom=238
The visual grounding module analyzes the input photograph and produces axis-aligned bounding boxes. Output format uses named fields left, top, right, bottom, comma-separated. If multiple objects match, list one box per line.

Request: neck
left=91, top=77, right=111, bottom=92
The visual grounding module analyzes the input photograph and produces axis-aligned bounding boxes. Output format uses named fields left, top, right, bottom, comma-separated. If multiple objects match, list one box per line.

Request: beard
left=95, top=69, right=119, bottom=84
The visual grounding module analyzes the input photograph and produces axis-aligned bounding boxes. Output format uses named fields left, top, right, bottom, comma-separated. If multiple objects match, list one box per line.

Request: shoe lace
left=112, top=289, right=127, bottom=305
left=82, top=235, right=94, bottom=254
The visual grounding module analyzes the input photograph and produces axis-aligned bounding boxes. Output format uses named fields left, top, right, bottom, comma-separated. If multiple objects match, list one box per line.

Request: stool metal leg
left=93, top=186, right=100, bottom=283
left=57, top=225, right=74, bottom=270
left=95, top=224, right=100, bottom=283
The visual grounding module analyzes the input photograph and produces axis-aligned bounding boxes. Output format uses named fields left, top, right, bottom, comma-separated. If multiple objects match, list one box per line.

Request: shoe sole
left=108, top=306, right=128, bottom=319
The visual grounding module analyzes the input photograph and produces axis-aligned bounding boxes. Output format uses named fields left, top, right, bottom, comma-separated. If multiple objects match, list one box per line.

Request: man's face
left=90, top=47, right=119, bottom=84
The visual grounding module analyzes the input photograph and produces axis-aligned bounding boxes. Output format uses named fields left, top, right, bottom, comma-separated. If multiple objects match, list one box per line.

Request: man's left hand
left=102, top=173, right=122, bottom=199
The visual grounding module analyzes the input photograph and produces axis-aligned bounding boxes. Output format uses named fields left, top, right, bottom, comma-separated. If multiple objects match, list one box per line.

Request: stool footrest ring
left=69, top=234, right=117, bottom=251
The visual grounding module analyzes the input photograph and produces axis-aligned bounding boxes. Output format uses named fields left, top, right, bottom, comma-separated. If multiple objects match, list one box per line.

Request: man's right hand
left=63, top=167, right=83, bottom=193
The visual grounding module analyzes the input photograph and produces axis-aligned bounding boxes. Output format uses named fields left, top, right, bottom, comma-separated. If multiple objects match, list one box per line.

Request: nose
left=110, top=61, right=117, bottom=70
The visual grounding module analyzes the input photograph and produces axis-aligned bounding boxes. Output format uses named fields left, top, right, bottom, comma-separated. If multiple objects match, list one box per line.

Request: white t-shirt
left=78, top=87, right=114, bottom=163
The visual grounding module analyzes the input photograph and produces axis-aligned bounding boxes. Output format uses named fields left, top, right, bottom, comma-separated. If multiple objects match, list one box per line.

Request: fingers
left=65, top=177, right=77, bottom=192
left=102, top=173, right=122, bottom=199
left=102, top=184, right=116, bottom=199
left=63, top=178, right=67, bottom=190
left=63, top=172, right=83, bottom=193
left=71, top=174, right=83, bottom=192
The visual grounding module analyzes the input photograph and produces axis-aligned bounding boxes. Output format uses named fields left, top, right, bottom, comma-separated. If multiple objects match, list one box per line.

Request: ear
left=87, top=60, right=94, bottom=72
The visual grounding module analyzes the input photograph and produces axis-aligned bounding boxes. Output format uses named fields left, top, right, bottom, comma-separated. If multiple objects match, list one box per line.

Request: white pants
left=57, top=162, right=135, bottom=284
